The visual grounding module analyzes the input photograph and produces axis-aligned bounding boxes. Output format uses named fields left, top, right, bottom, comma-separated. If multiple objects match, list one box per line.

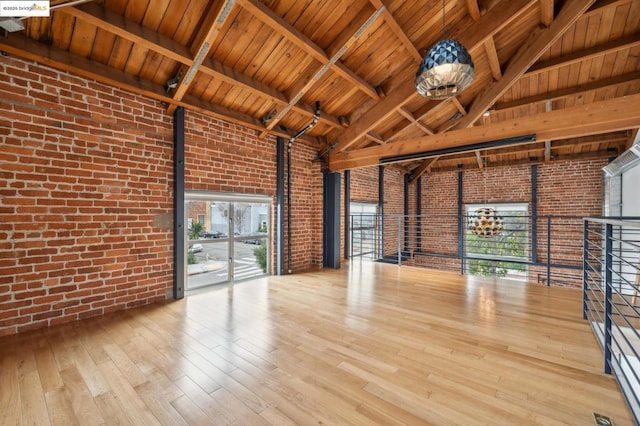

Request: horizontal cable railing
left=349, top=214, right=584, bottom=286
left=583, top=217, right=640, bottom=423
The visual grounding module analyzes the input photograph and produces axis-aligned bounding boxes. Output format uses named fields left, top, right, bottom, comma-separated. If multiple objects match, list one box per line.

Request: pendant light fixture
left=415, top=0, right=475, bottom=100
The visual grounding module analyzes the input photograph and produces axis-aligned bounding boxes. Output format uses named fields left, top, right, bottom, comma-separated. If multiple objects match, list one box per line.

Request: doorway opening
left=185, top=192, right=271, bottom=291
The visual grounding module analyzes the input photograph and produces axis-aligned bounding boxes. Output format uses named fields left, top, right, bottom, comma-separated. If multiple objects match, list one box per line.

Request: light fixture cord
left=442, top=0, right=446, bottom=39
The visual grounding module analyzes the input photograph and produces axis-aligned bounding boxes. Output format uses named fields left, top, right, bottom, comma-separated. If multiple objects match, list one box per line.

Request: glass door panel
left=232, top=201, right=269, bottom=280
left=186, top=200, right=229, bottom=290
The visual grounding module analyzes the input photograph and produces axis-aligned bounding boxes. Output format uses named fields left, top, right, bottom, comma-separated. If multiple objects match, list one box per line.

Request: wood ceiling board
left=68, top=18, right=98, bottom=59
left=122, top=0, right=149, bottom=24
left=140, top=0, right=171, bottom=33
left=49, top=12, right=75, bottom=51
left=107, top=37, right=134, bottom=71
left=90, top=28, right=118, bottom=65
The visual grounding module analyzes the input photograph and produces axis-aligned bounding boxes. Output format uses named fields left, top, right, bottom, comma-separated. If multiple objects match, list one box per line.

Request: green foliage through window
left=253, top=240, right=267, bottom=273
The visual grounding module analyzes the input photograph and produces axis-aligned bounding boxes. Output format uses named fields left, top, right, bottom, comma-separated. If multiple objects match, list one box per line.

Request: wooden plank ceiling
left=2, top=0, right=639, bottom=174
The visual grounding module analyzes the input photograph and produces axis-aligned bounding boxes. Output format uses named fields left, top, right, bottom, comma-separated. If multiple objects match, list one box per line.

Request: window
left=465, top=203, right=528, bottom=280
left=350, top=202, right=377, bottom=257
left=198, top=214, right=205, bottom=225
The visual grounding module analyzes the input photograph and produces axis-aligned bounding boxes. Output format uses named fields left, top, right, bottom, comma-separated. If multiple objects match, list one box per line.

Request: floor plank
left=0, top=261, right=634, bottom=425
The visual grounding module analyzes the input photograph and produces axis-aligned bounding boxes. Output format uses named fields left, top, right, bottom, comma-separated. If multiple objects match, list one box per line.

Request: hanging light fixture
left=468, top=208, right=504, bottom=238
left=415, top=0, right=475, bottom=100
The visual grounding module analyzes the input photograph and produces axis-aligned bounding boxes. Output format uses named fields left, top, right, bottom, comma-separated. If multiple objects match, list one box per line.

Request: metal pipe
left=287, top=102, right=320, bottom=273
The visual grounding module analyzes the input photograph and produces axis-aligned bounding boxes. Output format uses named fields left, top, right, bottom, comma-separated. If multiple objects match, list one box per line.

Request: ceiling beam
left=0, top=32, right=320, bottom=146
left=539, top=0, right=555, bottom=26
left=167, top=0, right=236, bottom=113
left=60, top=2, right=342, bottom=130
left=368, top=0, right=422, bottom=62
left=328, top=92, right=640, bottom=170
left=454, top=0, right=597, bottom=130
left=236, top=0, right=379, bottom=100
left=525, top=32, right=640, bottom=77
left=484, top=36, right=502, bottom=80
left=494, top=70, right=640, bottom=111
left=475, top=151, right=484, bottom=169
left=329, top=0, right=538, bottom=154
left=397, top=107, right=435, bottom=135
left=260, top=5, right=385, bottom=137
left=408, top=157, right=439, bottom=183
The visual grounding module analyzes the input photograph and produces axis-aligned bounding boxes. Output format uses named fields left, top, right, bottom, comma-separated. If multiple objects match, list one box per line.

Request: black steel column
left=344, top=170, right=350, bottom=259
left=416, top=177, right=422, bottom=252
left=378, top=165, right=384, bottom=259
left=323, top=172, right=341, bottom=268
left=531, top=164, right=538, bottom=264
left=276, top=137, right=285, bottom=275
left=458, top=170, right=464, bottom=274
left=404, top=173, right=410, bottom=252
left=173, top=107, right=185, bottom=300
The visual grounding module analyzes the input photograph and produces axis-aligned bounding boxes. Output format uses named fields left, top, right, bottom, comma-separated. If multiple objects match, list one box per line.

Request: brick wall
left=0, top=57, right=324, bottom=336
left=0, top=57, right=174, bottom=337
left=410, top=160, right=605, bottom=285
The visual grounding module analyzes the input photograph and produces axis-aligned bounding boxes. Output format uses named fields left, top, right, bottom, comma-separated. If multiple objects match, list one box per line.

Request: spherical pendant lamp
left=468, top=208, right=504, bottom=238
left=415, top=1, right=475, bottom=100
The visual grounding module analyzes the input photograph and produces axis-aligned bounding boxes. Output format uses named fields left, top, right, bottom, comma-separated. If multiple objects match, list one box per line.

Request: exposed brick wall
left=0, top=57, right=174, bottom=337
left=0, top=57, right=324, bottom=336
left=411, top=160, right=605, bottom=287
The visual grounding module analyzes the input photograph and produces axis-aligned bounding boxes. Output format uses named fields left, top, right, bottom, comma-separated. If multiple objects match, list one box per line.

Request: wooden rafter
left=167, top=0, right=236, bottom=114
left=525, top=32, right=640, bottom=77
left=59, top=3, right=342, bottom=130
left=484, top=36, right=502, bottom=80
left=475, top=151, right=484, bottom=169
left=260, top=5, right=385, bottom=137
left=494, top=71, right=640, bottom=111
left=454, top=0, right=597, bottom=130
left=236, top=0, right=379, bottom=100
left=0, top=32, right=321, bottom=146
left=368, top=0, right=422, bottom=62
left=329, top=0, right=538, bottom=155
left=465, top=0, right=482, bottom=20
left=408, top=157, right=439, bottom=183
left=540, top=0, right=555, bottom=26
left=397, top=107, right=435, bottom=135
left=328, top=92, right=640, bottom=170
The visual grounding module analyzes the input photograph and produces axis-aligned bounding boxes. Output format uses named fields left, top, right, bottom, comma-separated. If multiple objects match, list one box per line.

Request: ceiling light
left=415, top=1, right=474, bottom=100
left=0, top=18, right=25, bottom=33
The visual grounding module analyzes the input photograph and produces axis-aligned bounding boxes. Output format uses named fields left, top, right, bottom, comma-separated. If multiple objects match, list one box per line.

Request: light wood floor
left=0, top=261, right=634, bottom=425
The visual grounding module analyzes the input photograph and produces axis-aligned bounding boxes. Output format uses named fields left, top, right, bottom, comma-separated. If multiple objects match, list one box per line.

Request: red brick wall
left=0, top=58, right=174, bottom=337
left=0, top=57, right=324, bottom=336
left=411, top=160, right=605, bottom=285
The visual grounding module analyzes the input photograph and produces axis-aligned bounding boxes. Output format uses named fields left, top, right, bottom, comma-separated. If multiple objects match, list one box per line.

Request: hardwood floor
left=0, top=261, right=634, bottom=425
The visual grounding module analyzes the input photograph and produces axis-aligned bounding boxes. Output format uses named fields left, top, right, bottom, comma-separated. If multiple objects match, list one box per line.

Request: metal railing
left=349, top=214, right=584, bottom=286
left=583, top=217, right=640, bottom=423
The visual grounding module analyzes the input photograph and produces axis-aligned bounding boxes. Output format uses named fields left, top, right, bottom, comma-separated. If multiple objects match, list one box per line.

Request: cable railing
left=349, top=214, right=584, bottom=286
left=583, top=217, right=640, bottom=423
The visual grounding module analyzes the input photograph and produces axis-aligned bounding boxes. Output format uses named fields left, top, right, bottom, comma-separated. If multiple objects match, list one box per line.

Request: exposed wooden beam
left=540, top=0, right=555, bottom=26
left=525, top=32, right=640, bottom=77
left=450, top=98, right=467, bottom=116
left=365, top=132, right=386, bottom=145
left=368, top=0, right=422, bottom=62
left=328, top=93, right=640, bottom=170
left=408, top=157, right=439, bottom=183
left=0, top=32, right=321, bottom=146
left=61, top=2, right=341, bottom=129
left=397, top=107, right=434, bottom=135
left=494, top=71, right=640, bottom=111
left=260, top=5, right=385, bottom=137
left=544, top=141, right=552, bottom=162
left=627, top=129, right=640, bottom=150
left=454, top=0, right=597, bottom=130
left=167, top=0, right=236, bottom=113
left=484, top=37, right=502, bottom=80
left=475, top=151, right=484, bottom=169
left=237, top=0, right=379, bottom=100
left=330, top=0, right=538, bottom=154
left=465, top=0, right=482, bottom=20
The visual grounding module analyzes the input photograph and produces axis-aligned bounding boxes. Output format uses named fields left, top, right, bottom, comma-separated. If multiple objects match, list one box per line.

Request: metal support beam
left=458, top=170, right=464, bottom=274
left=531, top=164, right=538, bottom=264
left=344, top=170, right=350, bottom=259
left=378, top=165, right=384, bottom=259
left=276, top=137, right=285, bottom=275
left=173, top=107, right=185, bottom=299
left=323, top=172, right=341, bottom=268
left=416, top=177, right=422, bottom=252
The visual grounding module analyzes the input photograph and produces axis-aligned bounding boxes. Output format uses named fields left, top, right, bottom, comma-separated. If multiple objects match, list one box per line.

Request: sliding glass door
left=185, top=192, right=270, bottom=291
